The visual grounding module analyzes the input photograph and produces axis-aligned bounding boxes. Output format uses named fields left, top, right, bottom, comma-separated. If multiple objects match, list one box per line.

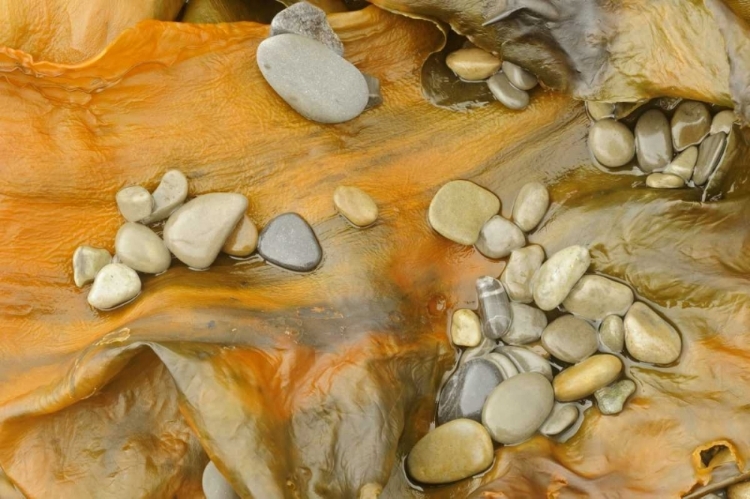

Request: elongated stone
left=541, top=315, right=598, bottom=363
left=635, top=109, right=672, bottom=172
left=595, top=379, right=636, bottom=415
left=599, top=315, right=625, bottom=353
left=428, top=180, right=500, bottom=245
left=496, top=345, right=553, bottom=380
left=692, top=132, right=727, bottom=186
left=476, top=276, right=512, bottom=339
left=222, top=215, right=258, bottom=257
left=532, top=245, right=590, bottom=311
left=671, top=101, right=710, bottom=151
left=664, top=146, right=698, bottom=181
left=553, top=354, right=622, bottom=402
left=445, top=48, right=501, bottom=81
left=115, top=222, right=172, bottom=274
left=624, top=302, right=682, bottom=365
left=141, top=170, right=189, bottom=224
left=257, top=212, right=323, bottom=272
left=501, top=61, right=537, bottom=90
left=87, top=263, right=141, bottom=310
left=540, top=403, right=579, bottom=436
left=203, top=461, right=239, bottom=499
left=646, top=173, right=685, bottom=189
left=488, top=72, right=530, bottom=110
left=450, top=309, right=482, bottom=347
left=475, top=215, right=525, bottom=259
left=588, top=119, right=635, bottom=167
left=485, top=352, right=519, bottom=379
left=501, top=245, right=544, bottom=303
left=504, top=302, right=547, bottom=345
left=269, top=2, right=344, bottom=56
left=334, top=185, right=378, bottom=227
left=704, top=127, right=740, bottom=201
left=437, top=358, right=503, bottom=424
left=116, top=186, right=153, bottom=223
left=710, top=110, right=735, bottom=135
left=512, top=182, right=549, bottom=232
left=562, top=275, right=634, bottom=321
left=73, top=246, right=112, bottom=287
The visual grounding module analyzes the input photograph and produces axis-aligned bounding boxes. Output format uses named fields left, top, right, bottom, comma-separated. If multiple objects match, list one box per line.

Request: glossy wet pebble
left=624, top=302, right=681, bottom=365
left=141, top=170, right=189, bottom=224
left=87, top=263, right=141, bottom=310
left=475, top=215, right=525, bottom=259
left=588, top=119, right=635, bottom=167
left=711, top=110, right=735, bottom=135
left=671, top=101, right=710, bottom=150
left=646, top=173, right=685, bottom=189
left=451, top=309, right=482, bottom=347
left=553, top=354, right=622, bottom=402
left=541, top=315, right=598, bottom=363
left=501, top=245, right=544, bottom=303
left=503, top=302, right=547, bottom=345
left=115, top=222, right=171, bottom=274
left=222, top=215, right=258, bottom=257
left=635, top=109, right=672, bottom=172
left=437, top=358, right=503, bottom=424
left=692, top=132, right=727, bottom=186
left=476, top=276, right=512, bottom=339
left=540, top=403, right=579, bottom=436
left=599, top=315, right=625, bottom=353
left=257, top=212, right=323, bottom=272
left=334, top=185, right=378, bottom=227
left=116, top=186, right=153, bottom=223
left=203, top=461, right=239, bottom=499
left=496, top=345, right=553, bottom=380
left=406, top=419, right=494, bottom=484
left=586, top=101, right=615, bottom=121
left=664, top=146, right=698, bottom=181
left=445, top=48, right=501, bottom=81
left=485, top=352, right=519, bottom=379
left=269, top=2, right=344, bottom=56
left=487, top=72, right=529, bottom=110
left=532, top=245, right=590, bottom=311
left=73, top=246, right=111, bottom=287
left=482, top=372, right=554, bottom=444
left=501, top=61, right=537, bottom=90
left=257, top=34, right=368, bottom=124
left=512, top=182, right=549, bottom=231
left=164, top=193, right=248, bottom=269
left=562, top=275, right=634, bottom=321
left=595, top=379, right=635, bottom=415
left=428, top=180, right=500, bottom=245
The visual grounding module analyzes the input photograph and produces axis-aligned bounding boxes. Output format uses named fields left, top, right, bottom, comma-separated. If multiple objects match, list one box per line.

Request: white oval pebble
left=512, top=182, right=549, bottom=232
left=624, top=302, right=682, bottom=365
left=588, top=119, right=635, bottom=167
left=646, top=173, right=685, bottom=189
left=87, top=263, right=141, bottom=310
left=73, top=245, right=112, bottom=287
left=116, top=186, right=154, bottom=223
left=532, top=245, right=590, bottom=311
left=501, top=61, right=537, bottom=90
left=475, top=215, right=525, bottom=259
left=503, top=302, right=547, bottom=345
left=115, top=222, right=172, bottom=274
left=141, top=170, right=189, bottom=224
left=562, top=275, right=634, bottom=321
left=488, top=72, right=529, bottom=110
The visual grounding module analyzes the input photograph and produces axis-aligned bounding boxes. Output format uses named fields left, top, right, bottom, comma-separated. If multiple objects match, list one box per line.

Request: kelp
left=1, top=1, right=750, bottom=499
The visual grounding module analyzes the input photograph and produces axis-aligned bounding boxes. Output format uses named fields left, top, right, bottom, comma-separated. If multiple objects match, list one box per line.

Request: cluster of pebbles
left=73, top=169, right=378, bottom=311
left=586, top=100, right=738, bottom=197
left=406, top=179, right=684, bottom=484
left=445, top=47, right=538, bottom=110
left=256, top=2, right=381, bottom=124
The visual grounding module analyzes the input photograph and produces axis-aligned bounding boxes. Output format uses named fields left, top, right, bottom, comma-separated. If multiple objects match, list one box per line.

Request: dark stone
left=437, top=358, right=503, bottom=424
left=257, top=213, right=323, bottom=272
left=476, top=276, right=512, bottom=340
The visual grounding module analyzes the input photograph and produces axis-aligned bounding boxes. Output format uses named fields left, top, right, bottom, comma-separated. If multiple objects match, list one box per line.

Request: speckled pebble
left=87, top=263, right=141, bottom=310
left=257, top=212, right=323, bottom=272
left=141, top=170, right=189, bottom=224
left=116, top=186, right=153, bottom=223
left=270, top=1, right=344, bottom=56
left=595, top=379, right=636, bottom=415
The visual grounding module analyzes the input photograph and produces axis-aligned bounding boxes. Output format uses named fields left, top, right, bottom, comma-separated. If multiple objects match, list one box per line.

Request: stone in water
left=476, top=276, right=512, bottom=340
left=333, top=185, right=378, bottom=227
left=428, top=180, right=500, bottom=245
left=87, top=263, right=141, bottom=310
left=475, top=215, right=525, bottom=259
left=141, top=170, right=189, bottom=224
left=257, top=212, right=323, bottom=272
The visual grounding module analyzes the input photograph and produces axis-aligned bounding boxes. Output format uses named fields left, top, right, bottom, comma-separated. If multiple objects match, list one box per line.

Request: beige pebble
left=501, top=245, right=545, bottom=303
left=588, top=119, right=635, bottom=168
left=501, top=61, right=537, bottom=90
left=222, top=215, right=258, bottom=257
left=450, top=309, right=482, bottom=347
left=532, top=245, right=590, bottom=311
left=541, top=315, right=598, bottom=363
left=540, top=403, right=579, bottom=436
left=586, top=101, right=616, bottom=121
left=671, top=101, right=711, bottom=151
left=624, top=302, right=682, bottom=365
left=512, top=182, right=549, bottom=232
left=87, top=263, right=142, bottom=310
left=710, top=110, right=736, bottom=135
left=116, top=186, right=154, bottom=223
left=141, top=170, right=189, bottom=224
left=635, top=109, right=673, bottom=172
left=73, top=246, right=112, bottom=287
left=664, top=146, right=698, bottom=181
left=562, top=275, right=634, bottom=321
left=334, top=185, right=378, bottom=227
left=504, top=302, right=547, bottom=345
left=553, top=354, right=622, bottom=402
left=599, top=315, right=625, bottom=353
left=487, top=72, right=529, bottom=110
left=115, top=222, right=172, bottom=274
left=428, top=180, right=500, bottom=245
left=646, top=173, right=685, bottom=189
left=445, top=48, right=501, bottom=81
left=475, top=215, right=525, bottom=259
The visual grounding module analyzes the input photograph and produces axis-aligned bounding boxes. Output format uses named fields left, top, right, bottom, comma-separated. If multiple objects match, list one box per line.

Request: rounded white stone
left=115, top=222, right=171, bottom=274
left=73, top=245, right=112, bottom=287
left=141, top=170, right=189, bottom=224
left=116, top=186, right=154, bottom=223
left=562, top=275, right=634, bottom=321
left=646, top=173, right=685, bottom=189
left=450, top=309, right=482, bottom=347
left=488, top=72, right=529, bottom=110
left=588, top=119, right=635, bottom=168
left=531, top=245, right=590, bottom=311
left=87, top=263, right=141, bottom=310
left=501, top=61, right=537, bottom=90
left=512, top=182, right=549, bottom=232
left=475, top=215, right=525, bottom=259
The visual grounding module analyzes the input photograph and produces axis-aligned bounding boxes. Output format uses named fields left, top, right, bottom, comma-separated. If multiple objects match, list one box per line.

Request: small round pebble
left=116, top=186, right=154, bottom=223
left=451, top=309, right=482, bottom=347
left=553, top=354, right=622, bottom=402
left=503, top=302, right=547, bottom=346
left=475, top=215, right=525, bottom=259
left=487, top=72, right=529, bottom=110
left=671, top=101, right=711, bottom=151
left=710, top=110, right=736, bottom=135
left=445, top=48, right=501, bottom=81
left=635, top=109, right=673, bottom=172
left=203, top=461, right=239, bottom=499
left=73, top=245, right=112, bottom=287
left=428, top=180, right=500, bottom=245
left=541, top=315, right=598, bottom=363
left=624, top=302, right=682, bottom=365
left=599, top=315, right=625, bottom=353
left=562, top=275, right=634, bottom=321
left=257, top=212, right=323, bottom=272
left=222, top=215, right=258, bottom=257
left=588, top=119, right=635, bottom=167
left=141, top=169, right=189, bottom=224
left=646, top=173, right=685, bottom=189
left=115, top=222, right=172, bottom=274
left=87, top=263, right=141, bottom=310
left=501, top=245, right=545, bottom=303
left=540, top=403, right=579, bottom=436
left=532, top=245, right=590, bottom=311
left=664, top=146, right=698, bottom=181
left=512, top=182, right=549, bottom=232
left=595, top=379, right=636, bottom=415
left=334, top=185, right=378, bottom=227
left=501, top=61, right=537, bottom=90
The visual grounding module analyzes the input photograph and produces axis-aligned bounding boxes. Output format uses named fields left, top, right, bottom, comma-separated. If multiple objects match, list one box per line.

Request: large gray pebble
left=588, top=119, right=634, bottom=167
left=87, top=263, right=141, bottom=310
left=270, top=2, right=344, bottom=56
left=562, top=275, right=634, bottom=321
left=504, top=302, right=547, bottom=345
left=203, top=461, right=239, bottom=499
left=541, top=315, right=598, bottom=363
left=115, top=222, right=171, bottom=274
left=635, top=109, right=672, bottom=172
left=475, top=215, right=525, bottom=259
left=141, top=170, right=188, bottom=224
left=257, top=212, right=323, bottom=272
left=487, top=72, right=529, bottom=110
left=73, top=245, right=111, bottom=287
left=532, top=245, right=590, bottom=311
left=501, top=245, right=544, bottom=303
left=257, top=34, right=368, bottom=124
left=437, top=358, right=503, bottom=424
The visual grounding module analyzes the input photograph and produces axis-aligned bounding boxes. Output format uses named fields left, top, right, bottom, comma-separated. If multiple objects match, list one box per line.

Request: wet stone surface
left=437, top=358, right=503, bottom=424
left=635, top=109, right=673, bottom=172
left=476, top=276, right=512, bottom=339
left=595, top=379, right=636, bottom=415
left=257, top=212, right=323, bottom=272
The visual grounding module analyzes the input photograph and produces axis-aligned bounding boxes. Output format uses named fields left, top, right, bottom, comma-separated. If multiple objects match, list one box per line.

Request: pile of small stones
left=407, top=179, right=684, bottom=485
left=586, top=100, right=738, bottom=195
left=73, top=169, right=378, bottom=311
left=256, top=2, right=381, bottom=124
left=445, top=47, right=538, bottom=111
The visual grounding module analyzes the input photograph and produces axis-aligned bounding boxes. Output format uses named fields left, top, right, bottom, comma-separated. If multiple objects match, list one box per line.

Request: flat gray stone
left=257, top=34, right=368, bottom=124
left=599, top=315, right=625, bottom=353
left=116, top=186, right=153, bottom=223
left=488, top=72, right=529, bottom=110
left=595, top=379, right=636, bottom=415
left=476, top=276, right=512, bottom=339
left=501, top=61, right=537, bottom=90
left=501, top=245, right=544, bottom=303
left=141, top=170, right=189, bottom=224
left=428, top=180, right=500, bottom=245
left=495, top=345, right=553, bottom=380
left=562, top=275, right=634, bottom=321
left=257, top=212, right=323, bottom=272
left=541, top=315, right=598, bottom=363
left=475, top=215, right=525, bottom=259
left=512, top=182, right=549, bottom=232
left=203, top=461, right=239, bottom=499
left=531, top=245, right=590, bottom=311
left=87, top=263, right=141, bottom=310
left=692, top=132, right=727, bottom=186
left=540, top=403, right=579, bottom=436
left=73, top=245, right=111, bottom=287
left=270, top=2, right=344, bottom=56
left=503, top=302, right=547, bottom=345
left=588, top=119, right=635, bottom=167
left=459, top=335, right=496, bottom=367
left=671, top=101, right=710, bottom=151
left=624, top=302, right=681, bottom=365
left=635, top=109, right=672, bottom=172
left=437, top=358, right=503, bottom=424
left=115, top=222, right=171, bottom=274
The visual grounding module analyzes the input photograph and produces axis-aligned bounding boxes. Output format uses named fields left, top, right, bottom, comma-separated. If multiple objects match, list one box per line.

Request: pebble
left=257, top=34, right=368, bottom=124
left=450, top=309, right=482, bottom=347
left=445, top=48, right=501, bottom=81
left=481, top=372, right=554, bottom=444
left=141, top=170, right=189, bottom=224
left=541, top=315, right=598, bottom=363
left=692, top=132, right=727, bottom=186
left=475, top=215, right=525, bottom=259
left=459, top=335, right=496, bottom=367
left=362, top=73, right=383, bottom=109
left=599, top=315, right=625, bottom=353
left=406, top=419, right=494, bottom=484
left=671, top=101, right=711, bottom=150
left=562, top=275, right=634, bottom=321
left=164, top=193, right=248, bottom=269
left=501, top=61, right=537, bottom=90
left=485, top=352, right=520, bottom=379
left=623, top=302, right=681, bottom=365
left=595, top=379, right=636, bottom=415
left=646, top=173, right=685, bottom=189
left=116, top=186, right=153, bottom=223
left=512, top=182, right=549, bottom=232
left=476, top=276, right=512, bottom=340
left=531, top=245, right=590, bottom=311
left=540, top=403, right=579, bottom=436
left=635, top=109, right=673, bottom=172
left=664, top=146, right=698, bottom=181
left=333, top=185, right=378, bottom=227
left=495, top=345, right=553, bottom=381
left=428, top=180, right=500, bottom=245
left=73, top=246, right=112, bottom=287
left=257, top=212, right=323, bottom=272
left=269, top=2, right=344, bottom=56
left=203, top=461, right=239, bottom=499
left=437, top=358, right=503, bottom=424
left=586, top=101, right=616, bottom=121
left=115, top=222, right=172, bottom=274
left=729, top=483, right=750, bottom=499
left=503, top=302, right=547, bottom=345
left=710, top=110, right=736, bottom=135
left=87, top=263, right=142, bottom=310
left=588, top=119, right=635, bottom=167
left=222, top=215, right=258, bottom=257
left=501, top=245, right=544, bottom=303
left=487, top=72, right=529, bottom=110
left=553, top=354, right=622, bottom=402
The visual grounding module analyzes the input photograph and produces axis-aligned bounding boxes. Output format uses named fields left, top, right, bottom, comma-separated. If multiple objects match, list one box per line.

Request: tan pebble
left=222, top=215, right=258, bottom=257
left=512, top=182, right=549, bottom=232
left=501, top=61, right=537, bottom=90
left=664, top=146, right=697, bottom=181
left=599, top=315, right=625, bottom=353
left=562, top=275, right=634, bottom=321
left=586, top=101, right=616, bottom=121
left=624, top=302, right=682, bottom=365
left=450, top=309, right=482, bottom=347
left=445, top=48, right=501, bottom=81
left=646, top=173, right=685, bottom=189
left=334, top=185, right=378, bottom=227
left=141, top=170, right=189, bottom=224
left=710, top=110, right=736, bottom=135
left=487, top=72, right=529, bottom=110
left=428, top=180, right=500, bottom=245
left=531, top=245, right=590, bottom=311
left=501, top=245, right=545, bottom=303
left=553, top=354, right=622, bottom=402
left=729, top=481, right=750, bottom=499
